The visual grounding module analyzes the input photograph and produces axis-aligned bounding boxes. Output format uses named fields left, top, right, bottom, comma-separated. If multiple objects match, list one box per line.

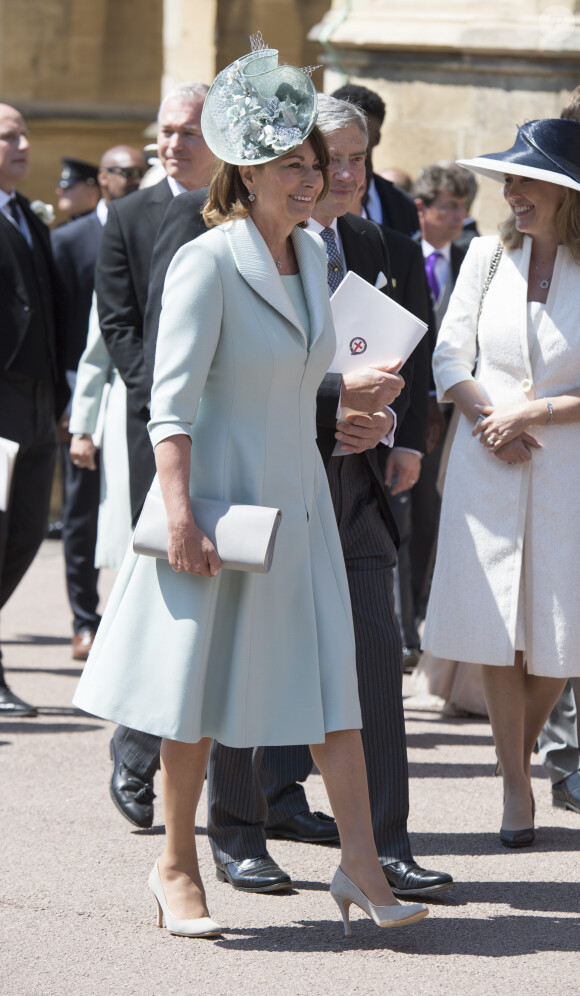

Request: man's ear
left=414, top=197, right=425, bottom=218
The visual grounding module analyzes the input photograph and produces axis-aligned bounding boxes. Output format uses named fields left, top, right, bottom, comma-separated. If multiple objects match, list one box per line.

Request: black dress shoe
left=267, top=810, right=339, bottom=844
left=382, top=859, right=454, bottom=896
left=402, top=646, right=421, bottom=672
left=215, top=854, right=292, bottom=892
left=0, top=684, right=38, bottom=718
left=109, top=738, right=155, bottom=829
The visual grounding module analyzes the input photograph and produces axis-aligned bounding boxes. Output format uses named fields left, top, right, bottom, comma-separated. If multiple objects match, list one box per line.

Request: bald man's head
left=97, top=145, right=148, bottom=202
left=0, top=103, right=29, bottom=193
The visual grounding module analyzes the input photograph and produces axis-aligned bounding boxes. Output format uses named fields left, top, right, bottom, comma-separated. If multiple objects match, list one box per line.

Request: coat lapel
left=291, top=225, right=326, bottom=348
left=227, top=218, right=325, bottom=349
left=517, top=237, right=534, bottom=381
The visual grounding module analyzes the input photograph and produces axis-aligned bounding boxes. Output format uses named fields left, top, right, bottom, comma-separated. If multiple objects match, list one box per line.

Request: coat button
left=521, top=378, right=532, bottom=392
left=23, top=305, right=30, bottom=312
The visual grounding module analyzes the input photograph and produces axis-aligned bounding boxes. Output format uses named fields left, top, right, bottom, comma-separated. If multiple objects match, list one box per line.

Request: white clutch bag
left=133, top=483, right=282, bottom=573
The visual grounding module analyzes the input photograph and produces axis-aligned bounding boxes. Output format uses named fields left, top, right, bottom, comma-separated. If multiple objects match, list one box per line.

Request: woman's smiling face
left=241, top=139, right=324, bottom=227
left=503, top=174, right=566, bottom=239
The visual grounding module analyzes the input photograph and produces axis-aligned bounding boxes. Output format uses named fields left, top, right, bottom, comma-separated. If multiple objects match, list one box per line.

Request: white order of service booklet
left=328, top=270, right=427, bottom=376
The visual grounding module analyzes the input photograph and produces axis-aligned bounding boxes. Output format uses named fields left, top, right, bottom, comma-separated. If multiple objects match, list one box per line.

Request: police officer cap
left=57, top=157, right=99, bottom=189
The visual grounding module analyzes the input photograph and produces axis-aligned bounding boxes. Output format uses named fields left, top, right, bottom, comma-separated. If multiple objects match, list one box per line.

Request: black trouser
left=60, top=443, right=101, bottom=634
left=0, top=374, right=56, bottom=684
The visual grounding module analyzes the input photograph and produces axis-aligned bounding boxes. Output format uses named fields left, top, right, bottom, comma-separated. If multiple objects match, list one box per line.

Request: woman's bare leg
left=157, top=737, right=212, bottom=918
left=482, top=655, right=566, bottom=830
left=310, top=729, right=398, bottom=907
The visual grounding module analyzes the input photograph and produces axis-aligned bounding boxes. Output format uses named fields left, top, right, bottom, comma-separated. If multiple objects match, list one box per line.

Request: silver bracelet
left=545, top=400, right=554, bottom=426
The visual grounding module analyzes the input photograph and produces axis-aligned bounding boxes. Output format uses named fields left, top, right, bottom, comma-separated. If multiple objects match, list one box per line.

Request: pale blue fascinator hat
left=201, top=33, right=318, bottom=166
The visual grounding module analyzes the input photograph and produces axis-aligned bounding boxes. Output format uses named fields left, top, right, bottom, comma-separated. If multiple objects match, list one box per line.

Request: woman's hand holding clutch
left=167, top=515, right=222, bottom=577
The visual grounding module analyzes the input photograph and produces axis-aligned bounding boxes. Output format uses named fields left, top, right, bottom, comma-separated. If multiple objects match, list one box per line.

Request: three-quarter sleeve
left=148, top=239, right=224, bottom=449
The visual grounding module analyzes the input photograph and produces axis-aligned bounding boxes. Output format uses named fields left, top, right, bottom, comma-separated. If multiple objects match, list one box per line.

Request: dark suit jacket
left=316, top=213, right=414, bottom=546
left=382, top=227, right=430, bottom=452
left=142, top=187, right=208, bottom=382
left=0, top=192, right=68, bottom=416
left=95, top=178, right=174, bottom=418
left=371, top=174, right=419, bottom=238
left=51, top=210, right=103, bottom=370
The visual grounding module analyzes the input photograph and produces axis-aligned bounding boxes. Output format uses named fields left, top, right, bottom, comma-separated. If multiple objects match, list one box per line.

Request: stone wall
left=310, top=1, right=580, bottom=232
left=1, top=0, right=163, bottom=215
left=1, top=0, right=331, bottom=217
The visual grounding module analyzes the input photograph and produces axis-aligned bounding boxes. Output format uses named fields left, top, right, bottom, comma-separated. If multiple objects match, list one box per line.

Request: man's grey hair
left=315, top=94, right=368, bottom=145
left=158, top=82, right=209, bottom=121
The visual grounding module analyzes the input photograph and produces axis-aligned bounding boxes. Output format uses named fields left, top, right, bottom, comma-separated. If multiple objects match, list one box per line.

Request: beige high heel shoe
left=330, top=866, right=428, bottom=937
left=148, top=863, right=222, bottom=938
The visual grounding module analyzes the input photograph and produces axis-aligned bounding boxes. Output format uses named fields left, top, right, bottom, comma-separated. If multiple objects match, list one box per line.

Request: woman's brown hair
left=203, top=125, right=330, bottom=229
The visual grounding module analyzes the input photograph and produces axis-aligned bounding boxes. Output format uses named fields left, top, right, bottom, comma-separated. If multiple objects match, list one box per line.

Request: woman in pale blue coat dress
left=74, top=45, right=428, bottom=938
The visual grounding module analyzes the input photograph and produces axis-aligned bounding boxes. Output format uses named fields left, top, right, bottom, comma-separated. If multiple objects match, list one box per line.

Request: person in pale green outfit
left=74, top=41, right=428, bottom=938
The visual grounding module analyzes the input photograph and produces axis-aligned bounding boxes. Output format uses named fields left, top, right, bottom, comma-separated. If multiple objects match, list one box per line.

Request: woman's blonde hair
left=203, top=125, right=330, bottom=229
left=499, top=186, right=580, bottom=261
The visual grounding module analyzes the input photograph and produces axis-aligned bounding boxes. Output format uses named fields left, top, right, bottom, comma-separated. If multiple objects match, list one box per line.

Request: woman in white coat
left=423, top=118, right=580, bottom=847
left=74, top=44, right=428, bottom=937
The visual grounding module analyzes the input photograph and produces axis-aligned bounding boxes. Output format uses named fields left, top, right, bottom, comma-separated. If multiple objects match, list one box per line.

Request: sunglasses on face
left=103, top=166, right=146, bottom=180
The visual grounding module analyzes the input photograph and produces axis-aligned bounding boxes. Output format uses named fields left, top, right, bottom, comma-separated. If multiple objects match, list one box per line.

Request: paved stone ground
left=2, top=541, right=579, bottom=996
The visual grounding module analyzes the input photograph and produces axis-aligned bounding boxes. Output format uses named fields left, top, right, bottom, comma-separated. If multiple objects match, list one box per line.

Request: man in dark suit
left=51, top=145, right=147, bottom=661
left=95, top=81, right=212, bottom=527
left=331, top=83, right=420, bottom=238
left=0, top=103, right=68, bottom=717
left=237, top=96, right=451, bottom=897
left=135, top=94, right=452, bottom=897
left=97, top=83, right=212, bottom=828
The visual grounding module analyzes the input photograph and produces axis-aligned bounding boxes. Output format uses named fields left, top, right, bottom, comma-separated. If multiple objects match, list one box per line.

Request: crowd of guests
left=1, top=35, right=579, bottom=939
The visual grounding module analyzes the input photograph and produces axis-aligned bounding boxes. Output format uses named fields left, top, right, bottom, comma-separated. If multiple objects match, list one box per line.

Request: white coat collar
left=226, top=217, right=326, bottom=349
left=511, top=235, right=567, bottom=382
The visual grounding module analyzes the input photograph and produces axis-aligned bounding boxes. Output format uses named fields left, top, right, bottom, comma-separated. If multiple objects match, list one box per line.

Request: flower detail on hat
left=30, top=200, right=55, bottom=225
left=223, top=61, right=309, bottom=160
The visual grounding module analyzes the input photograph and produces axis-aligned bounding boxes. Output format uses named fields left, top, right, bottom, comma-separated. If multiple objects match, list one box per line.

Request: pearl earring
left=248, top=192, right=256, bottom=202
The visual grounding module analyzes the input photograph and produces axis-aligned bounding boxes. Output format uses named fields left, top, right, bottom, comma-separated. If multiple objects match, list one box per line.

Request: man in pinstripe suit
left=205, top=96, right=453, bottom=896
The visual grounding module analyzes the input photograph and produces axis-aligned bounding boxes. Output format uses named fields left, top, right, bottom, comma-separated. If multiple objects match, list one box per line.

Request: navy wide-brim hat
left=458, top=118, right=580, bottom=193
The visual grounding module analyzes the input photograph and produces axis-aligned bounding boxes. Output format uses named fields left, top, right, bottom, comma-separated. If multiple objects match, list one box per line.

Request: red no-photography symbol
left=350, top=337, right=367, bottom=355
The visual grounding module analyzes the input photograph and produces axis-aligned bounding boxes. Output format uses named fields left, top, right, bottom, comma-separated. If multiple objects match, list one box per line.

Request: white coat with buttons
left=423, top=235, right=580, bottom=677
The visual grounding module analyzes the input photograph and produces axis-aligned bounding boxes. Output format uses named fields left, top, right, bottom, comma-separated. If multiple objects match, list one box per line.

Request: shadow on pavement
left=0, top=721, right=102, bottom=736
left=406, top=731, right=494, bottom=748
left=453, top=879, right=580, bottom=914
left=212, top=911, right=580, bottom=954
left=409, top=827, right=580, bottom=855
left=408, top=761, right=545, bottom=779
left=6, top=666, right=82, bottom=677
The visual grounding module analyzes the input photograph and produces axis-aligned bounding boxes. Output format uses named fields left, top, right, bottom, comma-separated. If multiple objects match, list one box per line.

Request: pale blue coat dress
left=73, top=217, right=361, bottom=747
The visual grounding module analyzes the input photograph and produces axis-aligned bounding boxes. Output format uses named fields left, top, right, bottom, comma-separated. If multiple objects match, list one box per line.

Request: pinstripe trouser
left=207, top=455, right=413, bottom=865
